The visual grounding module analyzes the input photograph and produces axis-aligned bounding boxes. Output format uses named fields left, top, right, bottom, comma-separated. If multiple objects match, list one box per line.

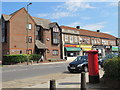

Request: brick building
left=2, top=8, right=36, bottom=55
left=1, top=8, right=61, bottom=61
left=60, top=26, right=117, bottom=61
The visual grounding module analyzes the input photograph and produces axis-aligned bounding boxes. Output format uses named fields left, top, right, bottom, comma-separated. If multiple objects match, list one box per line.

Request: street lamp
left=26, top=2, right=32, bottom=65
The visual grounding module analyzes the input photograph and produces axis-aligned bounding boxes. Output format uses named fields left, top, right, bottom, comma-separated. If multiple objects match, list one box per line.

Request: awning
left=65, top=47, right=81, bottom=51
left=80, top=45, right=92, bottom=51
left=35, top=40, right=47, bottom=49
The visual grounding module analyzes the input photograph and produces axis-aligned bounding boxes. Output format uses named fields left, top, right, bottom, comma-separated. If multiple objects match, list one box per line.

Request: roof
left=2, top=14, right=11, bottom=21
left=2, top=8, right=51, bottom=29
left=32, top=17, right=51, bottom=29
left=2, top=8, right=24, bottom=21
left=60, top=26, right=117, bottom=39
left=35, top=40, right=47, bottom=49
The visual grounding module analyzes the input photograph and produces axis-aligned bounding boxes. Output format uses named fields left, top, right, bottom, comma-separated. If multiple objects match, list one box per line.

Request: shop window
left=52, top=50, right=59, bottom=56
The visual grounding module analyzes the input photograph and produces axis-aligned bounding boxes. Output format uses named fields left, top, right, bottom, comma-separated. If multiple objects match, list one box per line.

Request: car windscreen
left=74, top=56, right=87, bottom=62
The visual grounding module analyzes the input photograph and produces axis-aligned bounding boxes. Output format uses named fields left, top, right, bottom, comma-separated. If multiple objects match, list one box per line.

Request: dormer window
left=53, top=26, right=59, bottom=32
left=52, top=26, right=60, bottom=45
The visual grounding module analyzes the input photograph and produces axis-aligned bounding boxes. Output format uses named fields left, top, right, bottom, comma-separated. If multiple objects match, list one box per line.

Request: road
left=2, top=62, right=69, bottom=82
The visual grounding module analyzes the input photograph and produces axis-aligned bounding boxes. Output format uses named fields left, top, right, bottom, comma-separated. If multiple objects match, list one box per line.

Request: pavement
left=22, top=69, right=107, bottom=89
left=2, top=61, right=109, bottom=89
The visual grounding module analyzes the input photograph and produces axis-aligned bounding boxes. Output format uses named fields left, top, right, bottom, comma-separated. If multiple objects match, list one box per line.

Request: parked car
left=99, top=53, right=118, bottom=67
left=67, top=55, right=101, bottom=73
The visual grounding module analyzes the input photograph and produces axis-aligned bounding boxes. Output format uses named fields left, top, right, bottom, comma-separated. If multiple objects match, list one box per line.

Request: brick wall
left=43, top=29, right=61, bottom=60
left=3, top=8, right=35, bottom=55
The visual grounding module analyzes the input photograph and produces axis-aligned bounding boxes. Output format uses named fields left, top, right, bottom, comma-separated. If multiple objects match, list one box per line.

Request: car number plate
left=70, top=67, right=75, bottom=69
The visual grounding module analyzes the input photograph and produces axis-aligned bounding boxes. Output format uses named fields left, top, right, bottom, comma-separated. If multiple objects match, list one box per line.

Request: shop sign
left=80, top=45, right=92, bottom=51
left=65, top=44, right=79, bottom=47
left=112, top=46, right=118, bottom=51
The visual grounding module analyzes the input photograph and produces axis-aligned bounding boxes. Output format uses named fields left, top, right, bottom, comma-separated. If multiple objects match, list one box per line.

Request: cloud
left=57, top=1, right=95, bottom=12
left=109, top=2, right=118, bottom=6
left=102, top=31, right=111, bottom=34
left=67, top=22, right=81, bottom=27
left=37, top=1, right=95, bottom=19
left=37, top=13, right=48, bottom=17
left=37, top=11, right=75, bottom=19
left=81, top=22, right=107, bottom=30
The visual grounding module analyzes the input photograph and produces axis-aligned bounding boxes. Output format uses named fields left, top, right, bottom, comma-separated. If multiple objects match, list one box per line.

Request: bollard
left=50, top=79, right=56, bottom=90
left=81, top=72, right=87, bottom=90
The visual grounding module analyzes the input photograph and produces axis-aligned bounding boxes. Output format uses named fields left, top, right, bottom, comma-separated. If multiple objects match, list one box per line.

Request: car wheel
left=69, top=70, right=74, bottom=73
left=84, top=66, right=88, bottom=72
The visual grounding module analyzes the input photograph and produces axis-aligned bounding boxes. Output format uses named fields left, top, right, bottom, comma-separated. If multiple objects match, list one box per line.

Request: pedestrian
left=41, top=55, right=44, bottom=62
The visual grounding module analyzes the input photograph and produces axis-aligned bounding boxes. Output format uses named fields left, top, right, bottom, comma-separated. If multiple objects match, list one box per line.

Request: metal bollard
left=50, top=79, right=56, bottom=90
left=81, top=72, right=87, bottom=90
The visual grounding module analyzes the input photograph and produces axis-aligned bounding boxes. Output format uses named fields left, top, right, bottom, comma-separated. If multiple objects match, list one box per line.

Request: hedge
left=103, top=57, right=120, bottom=80
left=29, top=54, right=41, bottom=62
left=3, top=54, right=41, bottom=65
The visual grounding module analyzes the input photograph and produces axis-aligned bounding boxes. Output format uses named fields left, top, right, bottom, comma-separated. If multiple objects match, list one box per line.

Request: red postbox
left=86, top=50, right=100, bottom=83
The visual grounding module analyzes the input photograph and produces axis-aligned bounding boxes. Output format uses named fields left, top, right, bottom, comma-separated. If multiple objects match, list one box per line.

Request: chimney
left=76, top=26, right=80, bottom=29
left=97, top=30, right=100, bottom=32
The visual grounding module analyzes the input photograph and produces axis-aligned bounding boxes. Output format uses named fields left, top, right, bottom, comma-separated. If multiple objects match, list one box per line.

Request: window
left=65, top=35, right=68, bottom=41
left=27, top=24, right=32, bottom=30
left=52, top=32, right=59, bottom=44
left=26, top=36, right=32, bottom=43
left=74, top=36, right=78, bottom=42
left=70, top=36, right=73, bottom=43
left=53, top=26, right=59, bottom=32
left=26, top=49, right=32, bottom=54
left=52, top=50, right=59, bottom=56
left=20, top=50, right=22, bottom=54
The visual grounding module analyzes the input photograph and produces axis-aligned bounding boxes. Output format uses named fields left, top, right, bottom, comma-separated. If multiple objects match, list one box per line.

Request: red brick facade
left=2, top=8, right=61, bottom=61
left=2, top=8, right=35, bottom=55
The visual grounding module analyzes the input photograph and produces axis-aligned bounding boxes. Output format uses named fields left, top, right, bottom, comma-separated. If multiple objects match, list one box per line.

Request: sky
left=1, top=1, right=119, bottom=37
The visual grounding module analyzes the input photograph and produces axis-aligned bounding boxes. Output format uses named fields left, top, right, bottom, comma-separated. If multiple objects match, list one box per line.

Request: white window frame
left=65, top=35, right=68, bottom=42
left=28, top=24, right=32, bottom=30
left=74, top=36, right=78, bottom=42
left=70, top=36, right=73, bottom=43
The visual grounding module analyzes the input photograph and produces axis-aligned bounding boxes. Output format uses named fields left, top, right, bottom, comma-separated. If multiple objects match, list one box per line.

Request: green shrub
left=3, top=54, right=41, bottom=64
left=3, top=55, right=27, bottom=64
left=29, top=54, right=41, bottom=62
left=103, top=57, right=120, bottom=80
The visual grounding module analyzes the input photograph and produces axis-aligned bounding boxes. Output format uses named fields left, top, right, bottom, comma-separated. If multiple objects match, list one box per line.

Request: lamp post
left=26, top=3, right=32, bottom=65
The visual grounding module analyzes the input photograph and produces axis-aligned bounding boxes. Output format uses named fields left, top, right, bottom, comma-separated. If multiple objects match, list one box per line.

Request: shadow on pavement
left=62, top=71, right=80, bottom=74
left=58, top=82, right=80, bottom=85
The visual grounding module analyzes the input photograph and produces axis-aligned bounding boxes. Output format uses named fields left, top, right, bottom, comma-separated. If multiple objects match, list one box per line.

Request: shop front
left=112, top=46, right=118, bottom=54
left=104, top=45, right=112, bottom=55
left=92, top=45, right=105, bottom=58
left=79, top=44, right=92, bottom=55
left=64, top=44, right=81, bottom=61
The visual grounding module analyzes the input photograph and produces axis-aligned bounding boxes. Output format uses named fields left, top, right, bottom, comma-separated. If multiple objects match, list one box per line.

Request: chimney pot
left=76, top=26, right=80, bottom=29
left=97, top=30, right=100, bottom=32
